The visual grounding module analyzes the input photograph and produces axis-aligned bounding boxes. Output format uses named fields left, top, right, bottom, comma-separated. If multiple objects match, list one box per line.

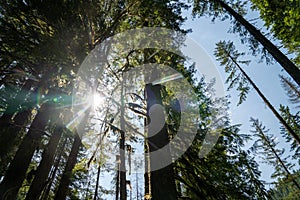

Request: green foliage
left=280, top=75, right=300, bottom=107
left=192, top=0, right=247, bottom=20
left=192, top=0, right=273, bottom=64
left=0, top=1, right=272, bottom=199
left=215, top=41, right=251, bottom=105
left=173, top=78, right=268, bottom=199
left=279, top=105, right=300, bottom=162
left=251, top=0, right=300, bottom=66
left=176, top=123, right=268, bottom=199
left=268, top=170, right=300, bottom=199
left=250, top=118, right=295, bottom=180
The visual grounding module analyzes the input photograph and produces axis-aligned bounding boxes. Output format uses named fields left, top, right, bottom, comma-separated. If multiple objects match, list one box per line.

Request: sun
left=92, top=93, right=104, bottom=108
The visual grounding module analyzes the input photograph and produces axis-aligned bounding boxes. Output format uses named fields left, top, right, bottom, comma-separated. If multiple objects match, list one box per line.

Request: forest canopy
left=0, top=0, right=299, bottom=199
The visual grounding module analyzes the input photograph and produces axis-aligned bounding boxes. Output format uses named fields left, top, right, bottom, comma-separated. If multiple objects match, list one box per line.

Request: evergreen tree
left=0, top=1, right=273, bottom=199
left=250, top=0, right=300, bottom=66
left=215, top=40, right=300, bottom=144
left=279, top=105, right=300, bottom=163
left=250, top=118, right=300, bottom=190
left=192, top=0, right=300, bottom=86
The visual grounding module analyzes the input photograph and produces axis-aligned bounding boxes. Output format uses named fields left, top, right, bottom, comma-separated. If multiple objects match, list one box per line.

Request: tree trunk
left=259, top=129, right=300, bottom=190
left=0, top=103, right=53, bottom=200
left=25, top=124, right=64, bottom=200
left=145, top=83, right=177, bottom=200
left=54, top=104, right=91, bottom=200
left=216, top=0, right=300, bottom=86
left=227, top=53, right=300, bottom=145
left=41, top=138, right=68, bottom=200
left=116, top=160, right=120, bottom=200
left=54, top=132, right=81, bottom=200
left=0, top=85, right=38, bottom=165
left=93, top=165, right=101, bottom=200
left=120, top=78, right=126, bottom=200
left=0, top=109, right=32, bottom=176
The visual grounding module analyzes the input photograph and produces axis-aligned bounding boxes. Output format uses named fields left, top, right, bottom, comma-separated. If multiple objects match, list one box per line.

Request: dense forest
left=0, top=0, right=299, bottom=199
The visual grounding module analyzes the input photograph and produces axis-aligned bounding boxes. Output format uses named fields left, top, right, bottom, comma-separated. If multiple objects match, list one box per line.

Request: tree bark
left=120, top=78, right=126, bottom=200
left=0, top=85, right=38, bottom=165
left=216, top=0, right=300, bottom=86
left=0, top=103, right=53, bottom=200
left=145, top=83, right=177, bottom=200
left=116, top=160, right=120, bottom=200
left=25, top=124, right=64, bottom=200
left=54, top=132, right=82, bottom=200
left=41, top=138, right=68, bottom=200
left=54, top=101, right=91, bottom=200
left=0, top=109, right=31, bottom=176
left=94, top=165, right=101, bottom=200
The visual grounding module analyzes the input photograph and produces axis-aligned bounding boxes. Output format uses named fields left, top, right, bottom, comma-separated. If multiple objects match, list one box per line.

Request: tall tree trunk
left=120, top=78, right=126, bottom=200
left=41, top=138, right=68, bottom=200
left=93, top=165, right=101, bottom=200
left=216, top=0, right=300, bottom=86
left=136, top=171, right=139, bottom=200
left=144, top=134, right=151, bottom=200
left=0, top=109, right=32, bottom=176
left=25, top=123, right=64, bottom=200
left=0, top=103, right=53, bottom=200
left=144, top=109, right=151, bottom=200
left=54, top=132, right=81, bottom=200
left=0, top=85, right=38, bottom=165
left=116, top=158, right=120, bottom=200
left=54, top=106, right=90, bottom=200
left=227, top=52, right=300, bottom=145
left=257, top=126, right=300, bottom=190
left=145, top=83, right=177, bottom=200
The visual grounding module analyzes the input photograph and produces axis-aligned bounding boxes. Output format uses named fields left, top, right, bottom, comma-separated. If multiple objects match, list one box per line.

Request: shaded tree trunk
left=120, top=78, right=126, bottom=200
left=0, top=85, right=39, bottom=164
left=93, top=165, right=101, bottom=200
left=41, top=138, right=68, bottom=200
left=0, top=103, right=53, bottom=199
left=116, top=160, right=120, bottom=200
left=216, top=0, right=300, bottom=86
left=0, top=109, right=32, bottom=176
left=145, top=83, right=177, bottom=200
left=54, top=103, right=91, bottom=200
left=54, top=132, right=81, bottom=200
left=25, top=123, right=64, bottom=200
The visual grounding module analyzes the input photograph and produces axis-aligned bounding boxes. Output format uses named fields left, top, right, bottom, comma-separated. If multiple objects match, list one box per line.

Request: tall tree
left=193, top=0, right=300, bottom=86
left=251, top=0, right=300, bottom=66
left=215, top=40, right=300, bottom=145
left=280, top=75, right=300, bottom=107
left=176, top=117, right=268, bottom=199
left=54, top=133, right=82, bottom=200
left=268, top=170, right=300, bottom=199
left=145, top=83, right=177, bottom=200
left=54, top=104, right=91, bottom=200
left=0, top=102, right=54, bottom=199
left=24, top=108, right=71, bottom=200
left=250, top=118, right=300, bottom=190
left=279, top=105, right=300, bottom=163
